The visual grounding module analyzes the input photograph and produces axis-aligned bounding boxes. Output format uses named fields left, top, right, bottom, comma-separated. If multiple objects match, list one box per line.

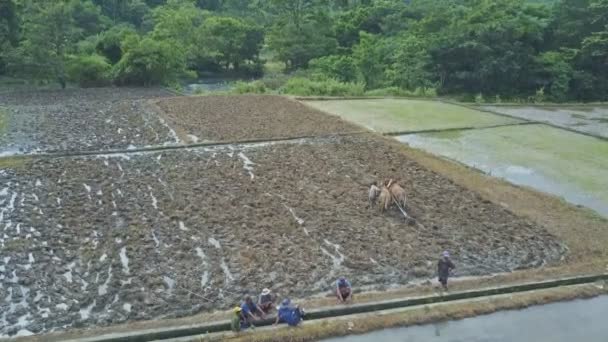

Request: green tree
left=195, top=16, right=264, bottom=71
left=0, top=0, right=20, bottom=74
left=576, top=30, right=608, bottom=100
left=386, top=34, right=434, bottom=91
left=150, top=0, right=205, bottom=67
left=309, top=55, right=359, bottom=82
left=66, top=53, right=112, bottom=87
left=71, top=0, right=110, bottom=36
left=96, top=25, right=138, bottom=64
left=113, top=35, right=188, bottom=85
left=429, top=0, right=548, bottom=96
left=535, top=50, right=575, bottom=101
left=352, top=32, right=387, bottom=89
left=8, top=1, right=81, bottom=87
left=545, top=0, right=603, bottom=49
left=265, top=0, right=337, bottom=69
left=92, top=0, right=151, bottom=26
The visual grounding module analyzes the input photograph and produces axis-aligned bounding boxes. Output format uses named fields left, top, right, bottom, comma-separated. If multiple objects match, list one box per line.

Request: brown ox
left=388, top=183, right=407, bottom=209
left=377, top=186, right=392, bottom=212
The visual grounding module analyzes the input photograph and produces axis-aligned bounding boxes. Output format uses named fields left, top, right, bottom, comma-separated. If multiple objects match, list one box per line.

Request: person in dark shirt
left=438, top=251, right=455, bottom=290
left=258, top=288, right=275, bottom=313
left=335, top=277, right=353, bottom=303
left=240, top=295, right=265, bottom=325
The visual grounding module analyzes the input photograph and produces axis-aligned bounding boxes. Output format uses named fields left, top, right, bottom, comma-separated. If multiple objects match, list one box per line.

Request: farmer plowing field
left=369, top=179, right=409, bottom=218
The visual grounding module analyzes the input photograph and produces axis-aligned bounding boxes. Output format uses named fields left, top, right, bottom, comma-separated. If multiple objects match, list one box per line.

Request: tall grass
left=232, top=80, right=267, bottom=94
left=280, top=77, right=365, bottom=96
left=365, top=86, right=437, bottom=97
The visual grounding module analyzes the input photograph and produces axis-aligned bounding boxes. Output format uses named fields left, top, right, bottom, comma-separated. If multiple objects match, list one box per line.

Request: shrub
left=309, top=55, right=359, bottom=83
left=280, top=77, right=364, bottom=96
left=233, top=80, right=266, bottom=94
left=259, top=73, right=290, bottom=90
left=533, top=87, right=545, bottom=103
left=239, top=60, right=265, bottom=78
left=365, top=87, right=437, bottom=97
left=66, top=54, right=111, bottom=87
left=113, top=37, right=188, bottom=86
left=96, top=25, right=138, bottom=64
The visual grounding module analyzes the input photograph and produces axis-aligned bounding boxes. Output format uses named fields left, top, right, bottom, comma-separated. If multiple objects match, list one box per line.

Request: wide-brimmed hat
left=233, top=306, right=242, bottom=313
left=261, top=288, right=271, bottom=296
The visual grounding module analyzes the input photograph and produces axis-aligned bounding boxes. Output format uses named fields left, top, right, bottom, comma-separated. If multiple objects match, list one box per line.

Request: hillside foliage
left=0, top=0, right=606, bottom=101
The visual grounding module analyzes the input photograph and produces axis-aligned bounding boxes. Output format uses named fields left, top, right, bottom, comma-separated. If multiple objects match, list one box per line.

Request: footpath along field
left=0, top=90, right=606, bottom=340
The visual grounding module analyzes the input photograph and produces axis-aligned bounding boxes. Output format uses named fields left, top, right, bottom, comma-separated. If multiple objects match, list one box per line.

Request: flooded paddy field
left=304, top=99, right=521, bottom=133
left=0, top=134, right=565, bottom=336
left=481, top=105, right=608, bottom=139
left=0, top=88, right=178, bottom=155
left=398, top=124, right=608, bottom=217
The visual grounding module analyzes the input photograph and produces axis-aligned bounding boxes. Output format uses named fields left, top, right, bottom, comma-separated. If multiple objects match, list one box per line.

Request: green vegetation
left=66, top=54, right=111, bottom=87
left=400, top=124, right=608, bottom=215
left=0, top=0, right=606, bottom=100
left=0, top=107, right=7, bottom=133
left=0, top=156, right=30, bottom=169
left=281, top=77, right=365, bottom=96
left=305, top=99, right=521, bottom=133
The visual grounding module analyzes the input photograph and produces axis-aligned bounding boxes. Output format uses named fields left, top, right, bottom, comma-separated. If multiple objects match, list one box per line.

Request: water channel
left=321, top=295, right=608, bottom=342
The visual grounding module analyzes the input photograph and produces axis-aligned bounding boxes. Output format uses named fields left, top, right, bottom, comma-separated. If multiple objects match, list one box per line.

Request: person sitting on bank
left=336, top=276, right=353, bottom=303
left=274, top=298, right=305, bottom=327
left=230, top=306, right=246, bottom=332
left=438, top=250, right=456, bottom=291
left=241, top=295, right=265, bottom=324
left=258, top=288, right=275, bottom=313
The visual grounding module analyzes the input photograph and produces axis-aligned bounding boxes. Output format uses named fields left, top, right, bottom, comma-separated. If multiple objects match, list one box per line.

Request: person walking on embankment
left=438, top=251, right=455, bottom=291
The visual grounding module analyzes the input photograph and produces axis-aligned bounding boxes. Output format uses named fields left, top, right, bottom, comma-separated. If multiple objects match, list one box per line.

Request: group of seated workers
left=231, top=277, right=353, bottom=332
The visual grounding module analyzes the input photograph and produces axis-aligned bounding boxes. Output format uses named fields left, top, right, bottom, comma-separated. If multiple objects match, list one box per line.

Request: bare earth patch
left=0, top=88, right=177, bottom=154
left=154, top=95, right=363, bottom=142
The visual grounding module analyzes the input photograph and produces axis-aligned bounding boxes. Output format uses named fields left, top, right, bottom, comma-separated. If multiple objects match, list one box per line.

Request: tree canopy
left=1, top=0, right=606, bottom=100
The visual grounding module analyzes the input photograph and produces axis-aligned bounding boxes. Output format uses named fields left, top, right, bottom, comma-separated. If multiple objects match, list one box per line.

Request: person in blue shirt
left=240, top=295, right=265, bottom=325
left=274, top=298, right=304, bottom=326
left=336, top=276, right=353, bottom=303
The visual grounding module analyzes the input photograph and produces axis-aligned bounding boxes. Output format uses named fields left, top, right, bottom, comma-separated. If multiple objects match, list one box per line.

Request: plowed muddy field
left=0, top=88, right=178, bottom=155
left=0, top=91, right=579, bottom=338
left=154, top=95, right=362, bottom=142
left=0, top=134, right=565, bottom=336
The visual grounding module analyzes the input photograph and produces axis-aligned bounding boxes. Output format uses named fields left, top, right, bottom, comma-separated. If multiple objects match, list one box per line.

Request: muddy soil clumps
left=0, top=135, right=566, bottom=336
left=155, top=95, right=363, bottom=142
left=0, top=88, right=177, bottom=154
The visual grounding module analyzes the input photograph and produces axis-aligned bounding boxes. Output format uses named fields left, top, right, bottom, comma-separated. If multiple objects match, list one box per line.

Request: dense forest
left=0, top=0, right=606, bottom=101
